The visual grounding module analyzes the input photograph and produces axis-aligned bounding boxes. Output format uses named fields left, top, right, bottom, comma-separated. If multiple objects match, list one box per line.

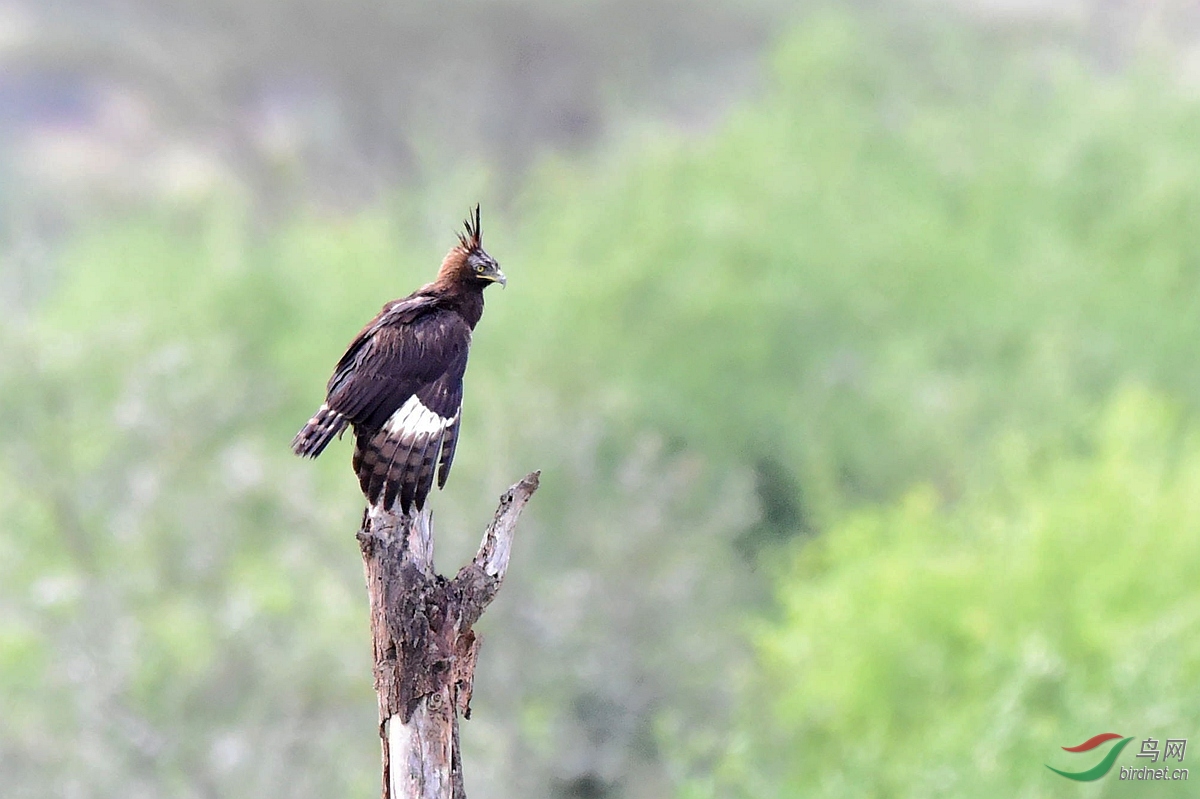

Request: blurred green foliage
left=515, top=10, right=1200, bottom=526
left=3, top=6, right=1200, bottom=799
left=678, top=389, right=1200, bottom=798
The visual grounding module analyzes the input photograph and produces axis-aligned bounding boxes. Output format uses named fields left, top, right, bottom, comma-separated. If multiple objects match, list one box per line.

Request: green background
left=1, top=3, right=1197, bottom=797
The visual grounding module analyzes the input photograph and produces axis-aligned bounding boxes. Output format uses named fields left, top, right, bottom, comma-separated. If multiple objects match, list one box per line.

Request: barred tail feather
left=378, top=435, right=410, bottom=510
left=292, top=404, right=348, bottom=458
left=354, top=397, right=458, bottom=514
left=360, top=431, right=397, bottom=506
left=436, top=419, right=460, bottom=489
left=412, top=430, right=444, bottom=511
left=358, top=431, right=446, bottom=515
left=397, top=434, right=434, bottom=513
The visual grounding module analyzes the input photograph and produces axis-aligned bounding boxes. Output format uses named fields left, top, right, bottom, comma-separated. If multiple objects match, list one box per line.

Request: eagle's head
left=443, top=204, right=506, bottom=289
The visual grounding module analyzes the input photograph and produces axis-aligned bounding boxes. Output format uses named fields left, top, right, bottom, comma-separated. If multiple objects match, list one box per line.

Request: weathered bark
left=357, top=471, right=540, bottom=799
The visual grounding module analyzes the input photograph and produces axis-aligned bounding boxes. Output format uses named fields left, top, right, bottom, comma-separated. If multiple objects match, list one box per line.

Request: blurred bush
left=513, top=9, right=1200, bottom=530
left=680, top=388, right=1200, bottom=799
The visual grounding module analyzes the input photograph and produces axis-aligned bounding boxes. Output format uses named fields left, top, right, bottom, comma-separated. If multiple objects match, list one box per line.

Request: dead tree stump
left=356, top=471, right=540, bottom=799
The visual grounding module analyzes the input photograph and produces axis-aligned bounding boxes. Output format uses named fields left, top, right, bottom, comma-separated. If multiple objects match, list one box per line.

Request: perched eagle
left=292, top=206, right=505, bottom=513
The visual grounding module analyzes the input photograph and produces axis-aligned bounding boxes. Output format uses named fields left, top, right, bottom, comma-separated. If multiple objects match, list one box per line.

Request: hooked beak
left=489, top=269, right=507, bottom=288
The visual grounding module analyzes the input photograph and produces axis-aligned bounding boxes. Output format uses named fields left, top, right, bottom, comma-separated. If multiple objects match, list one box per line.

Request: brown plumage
left=292, top=205, right=506, bottom=513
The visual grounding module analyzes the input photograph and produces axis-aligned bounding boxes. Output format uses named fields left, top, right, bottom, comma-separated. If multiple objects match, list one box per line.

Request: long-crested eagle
left=292, top=206, right=506, bottom=513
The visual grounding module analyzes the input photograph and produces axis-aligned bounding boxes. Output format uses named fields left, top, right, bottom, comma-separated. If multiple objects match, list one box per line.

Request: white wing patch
left=384, top=395, right=456, bottom=438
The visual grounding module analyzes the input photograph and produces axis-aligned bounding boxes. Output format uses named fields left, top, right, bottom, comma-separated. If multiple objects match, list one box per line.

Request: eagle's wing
left=327, top=295, right=472, bottom=512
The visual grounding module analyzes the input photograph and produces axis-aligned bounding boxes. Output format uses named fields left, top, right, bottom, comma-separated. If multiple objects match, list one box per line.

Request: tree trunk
left=356, top=472, right=540, bottom=799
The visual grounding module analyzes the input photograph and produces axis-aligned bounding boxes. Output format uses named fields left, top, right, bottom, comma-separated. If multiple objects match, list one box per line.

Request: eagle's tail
left=292, top=404, right=348, bottom=458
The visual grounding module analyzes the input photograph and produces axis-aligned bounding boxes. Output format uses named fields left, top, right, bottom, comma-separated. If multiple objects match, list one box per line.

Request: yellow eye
left=475, top=264, right=485, bottom=272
